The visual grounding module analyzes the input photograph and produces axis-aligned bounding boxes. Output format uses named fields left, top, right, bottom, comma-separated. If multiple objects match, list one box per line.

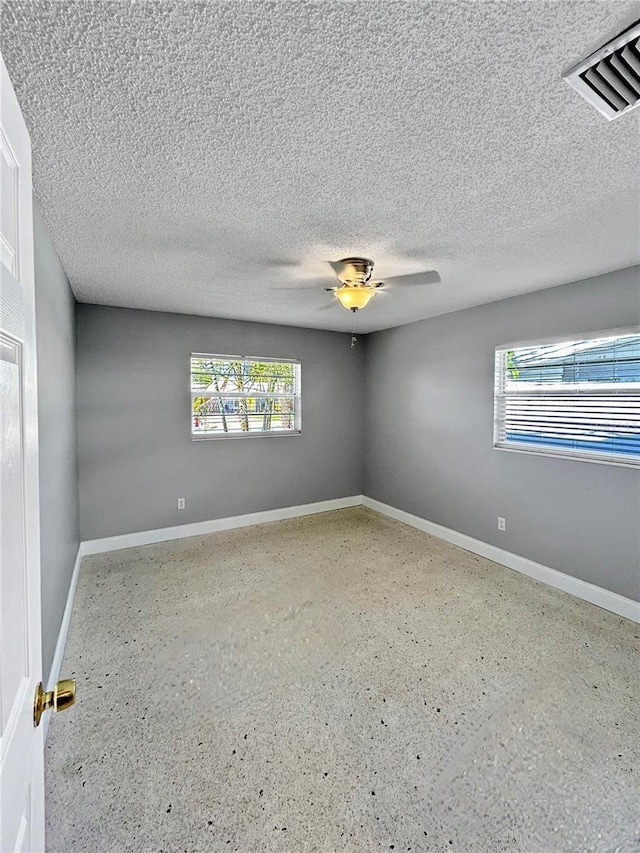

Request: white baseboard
left=81, top=495, right=363, bottom=556
left=362, top=496, right=640, bottom=624
left=44, top=541, right=85, bottom=742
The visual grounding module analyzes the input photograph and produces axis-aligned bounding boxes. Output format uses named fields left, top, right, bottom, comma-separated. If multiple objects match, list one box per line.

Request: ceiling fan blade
left=383, top=270, right=441, bottom=287
left=261, top=257, right=300, bottom=269
left=273, top=282, right=328, bottom=291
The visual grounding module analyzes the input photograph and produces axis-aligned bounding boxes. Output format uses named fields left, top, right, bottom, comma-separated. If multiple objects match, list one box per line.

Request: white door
left=0, top=52, right=45, bottom=852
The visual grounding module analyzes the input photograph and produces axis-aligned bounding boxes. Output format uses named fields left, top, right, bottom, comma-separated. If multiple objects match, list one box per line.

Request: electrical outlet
left=177, top=497, right=186, bottom=510
left=497, top=516, right=506, bottom=532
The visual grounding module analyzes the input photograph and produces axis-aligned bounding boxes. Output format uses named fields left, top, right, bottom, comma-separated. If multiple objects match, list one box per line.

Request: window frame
left=190, top=352, right=302, bottom=440
left=493, top=326, right=640, bottom=469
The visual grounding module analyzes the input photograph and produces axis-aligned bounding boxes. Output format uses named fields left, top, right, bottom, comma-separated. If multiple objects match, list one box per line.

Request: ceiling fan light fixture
left=334, top=285, right=376, bottom=312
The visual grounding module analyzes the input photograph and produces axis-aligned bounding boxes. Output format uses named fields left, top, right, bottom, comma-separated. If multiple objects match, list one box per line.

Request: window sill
left=192, top=430, right=302, bottom=441
left=493, top=442, right=639, bottom=470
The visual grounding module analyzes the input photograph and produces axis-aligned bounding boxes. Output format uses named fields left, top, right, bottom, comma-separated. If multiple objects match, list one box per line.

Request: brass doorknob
left=33, top=679, right=76, bottom=727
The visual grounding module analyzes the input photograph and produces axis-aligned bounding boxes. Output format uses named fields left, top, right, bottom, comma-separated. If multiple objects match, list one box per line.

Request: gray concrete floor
left=46, top=508, right=639, bottom=852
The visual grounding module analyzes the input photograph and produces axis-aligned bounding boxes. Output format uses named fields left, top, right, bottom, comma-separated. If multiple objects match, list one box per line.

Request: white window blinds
left=494, top=330, right=640, bottom=467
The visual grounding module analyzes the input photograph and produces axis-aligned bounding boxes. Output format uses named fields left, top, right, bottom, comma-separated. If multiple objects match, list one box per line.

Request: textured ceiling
left=1, top=1, right=639, bottom=333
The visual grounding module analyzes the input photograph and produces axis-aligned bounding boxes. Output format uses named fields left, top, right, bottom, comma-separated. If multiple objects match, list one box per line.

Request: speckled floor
left=46, top=507, right=639, bottom=852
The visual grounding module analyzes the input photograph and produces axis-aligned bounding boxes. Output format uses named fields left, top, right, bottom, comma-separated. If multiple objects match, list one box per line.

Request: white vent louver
left=563, top=20, right=640, bottom=120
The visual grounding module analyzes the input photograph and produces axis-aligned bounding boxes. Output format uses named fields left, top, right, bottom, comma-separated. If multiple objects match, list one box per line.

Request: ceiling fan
left=324, top=257, right=441, bottom=311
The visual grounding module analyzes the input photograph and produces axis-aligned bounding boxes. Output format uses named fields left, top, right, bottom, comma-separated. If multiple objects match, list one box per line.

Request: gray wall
left=33, top=200, right=80, bottom=683
left=364, top=266, right=640, bottom=601
left=77, top=305, right=364, bottom=540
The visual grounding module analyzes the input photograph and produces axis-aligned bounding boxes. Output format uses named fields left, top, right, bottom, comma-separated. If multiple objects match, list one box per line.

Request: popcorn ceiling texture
left=1, top=1, right=639, bottom=333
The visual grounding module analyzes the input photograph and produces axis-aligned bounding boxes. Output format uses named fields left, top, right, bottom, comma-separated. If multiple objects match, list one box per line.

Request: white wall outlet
left=497, top=516, right=506, bottom=531
left=177, top=497, right=186, bottom=510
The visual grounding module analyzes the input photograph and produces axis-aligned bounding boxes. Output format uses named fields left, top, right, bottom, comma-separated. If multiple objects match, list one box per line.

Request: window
left=494, top=329, right=640, bottom=467
left=190, top=354, right=301, bottom=438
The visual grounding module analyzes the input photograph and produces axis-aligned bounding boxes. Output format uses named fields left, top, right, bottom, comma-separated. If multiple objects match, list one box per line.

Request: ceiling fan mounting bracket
left=335, top=257, right=375, bottom=285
